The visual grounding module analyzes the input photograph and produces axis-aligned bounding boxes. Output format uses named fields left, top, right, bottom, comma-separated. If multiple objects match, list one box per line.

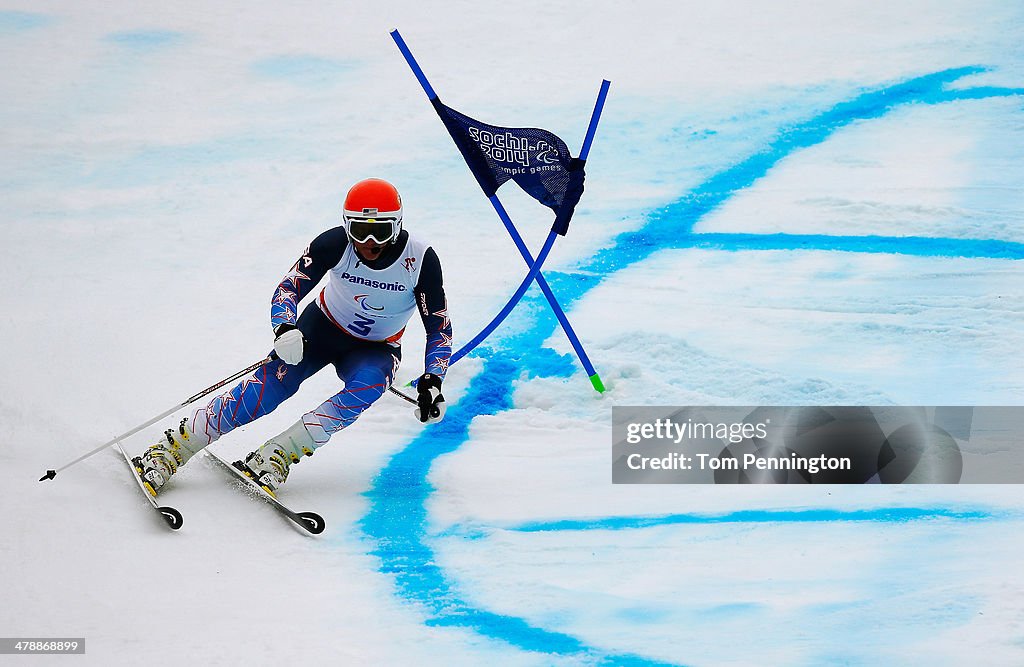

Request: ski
left=204, top=448, right=325, bottom=535
left=114, top=442, right=183, bottom=530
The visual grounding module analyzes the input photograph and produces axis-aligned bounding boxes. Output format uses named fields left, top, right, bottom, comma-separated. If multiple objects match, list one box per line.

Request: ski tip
left=298, top=511, right=326, bottom=535
left=589, top=373, right=606, bottom=393
left=39, top=469, right=57, bottom=482
left=158, top=506, right=184, bottom=530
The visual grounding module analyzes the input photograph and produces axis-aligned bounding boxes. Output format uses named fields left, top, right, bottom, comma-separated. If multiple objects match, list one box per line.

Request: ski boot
left=132, top=418, right=204, bottom=497
left=235, top=420, right=316, bottom=497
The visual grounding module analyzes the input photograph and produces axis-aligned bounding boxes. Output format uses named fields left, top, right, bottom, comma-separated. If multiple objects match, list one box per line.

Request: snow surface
left=2, top=1, right=1023, bottom=665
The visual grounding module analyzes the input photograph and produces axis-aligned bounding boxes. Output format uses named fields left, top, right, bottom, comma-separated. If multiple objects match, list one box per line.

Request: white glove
left=273, top=325, right=305, bottom=365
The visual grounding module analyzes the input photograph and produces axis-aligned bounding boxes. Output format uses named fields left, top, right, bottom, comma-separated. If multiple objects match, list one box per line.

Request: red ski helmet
left=342, top=178, right=403, bottom=244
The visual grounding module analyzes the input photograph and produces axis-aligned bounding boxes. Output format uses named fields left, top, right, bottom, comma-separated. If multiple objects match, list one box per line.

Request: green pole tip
left=589, top=373, right=606, bottom=393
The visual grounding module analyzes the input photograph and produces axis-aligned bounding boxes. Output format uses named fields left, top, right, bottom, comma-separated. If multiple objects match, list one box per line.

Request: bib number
left=347, top=314, right=375, bottom=337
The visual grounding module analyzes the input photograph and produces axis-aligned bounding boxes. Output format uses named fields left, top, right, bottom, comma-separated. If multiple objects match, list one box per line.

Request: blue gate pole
left=486, top=196, right=603, bottom=388
left=451, top=227, right=558, bottom=367
left=391, top=29, right=609, bottom=392
left=452, top=81, right=609, bottom=371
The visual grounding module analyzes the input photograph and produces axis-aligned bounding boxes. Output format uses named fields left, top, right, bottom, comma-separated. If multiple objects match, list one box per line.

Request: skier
left=132, top=178, right=451, bottom=496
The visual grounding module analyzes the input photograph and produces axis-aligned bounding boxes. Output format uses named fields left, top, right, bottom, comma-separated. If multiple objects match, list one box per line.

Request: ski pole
left=39, top=354, right=278, bottom=482
left=388, top=386, right=417, bottom=405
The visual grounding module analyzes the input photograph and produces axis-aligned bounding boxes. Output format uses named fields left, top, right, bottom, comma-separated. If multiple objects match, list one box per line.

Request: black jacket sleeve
left=414, top=247, right=453, bottom=379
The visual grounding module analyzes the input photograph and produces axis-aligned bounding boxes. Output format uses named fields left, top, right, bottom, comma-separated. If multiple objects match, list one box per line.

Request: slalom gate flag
left=431, top=98, right=585, bottom=235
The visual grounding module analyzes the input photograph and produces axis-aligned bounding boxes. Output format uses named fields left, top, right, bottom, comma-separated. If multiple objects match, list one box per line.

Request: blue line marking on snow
left=676, top=233, right=1024, bottom=260
left=82, top=136, right=290, bottom=188
left=104, top=29, right=184, bottom=51
left=0, top=10, right=53, bottom=34
left=439, top=506, right=1003, bottom=540
left=578, top=66, right=1024, bottom=280
left=363, top=358, right=676, bottom=666
left=360, top=67, right=1024, bottom=664
left=505, top=507, right=1003, bottom=533
left=251, top=55, right=357, bottom=87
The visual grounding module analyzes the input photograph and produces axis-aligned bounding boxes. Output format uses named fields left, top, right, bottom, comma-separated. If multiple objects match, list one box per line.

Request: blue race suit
left=187, top=227, right=452, bottom=449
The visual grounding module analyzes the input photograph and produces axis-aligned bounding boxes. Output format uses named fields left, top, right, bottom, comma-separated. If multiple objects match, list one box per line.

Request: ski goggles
left=343, top=215, right=401, bottom=244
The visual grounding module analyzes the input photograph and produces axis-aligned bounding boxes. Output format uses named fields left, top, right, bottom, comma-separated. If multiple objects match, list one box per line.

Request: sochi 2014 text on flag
left=431, top=99, right=585, bottom=235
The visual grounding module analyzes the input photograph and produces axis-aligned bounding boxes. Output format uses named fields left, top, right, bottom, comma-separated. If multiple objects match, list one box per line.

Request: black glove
left=415, top=373, right=446, bottom=424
